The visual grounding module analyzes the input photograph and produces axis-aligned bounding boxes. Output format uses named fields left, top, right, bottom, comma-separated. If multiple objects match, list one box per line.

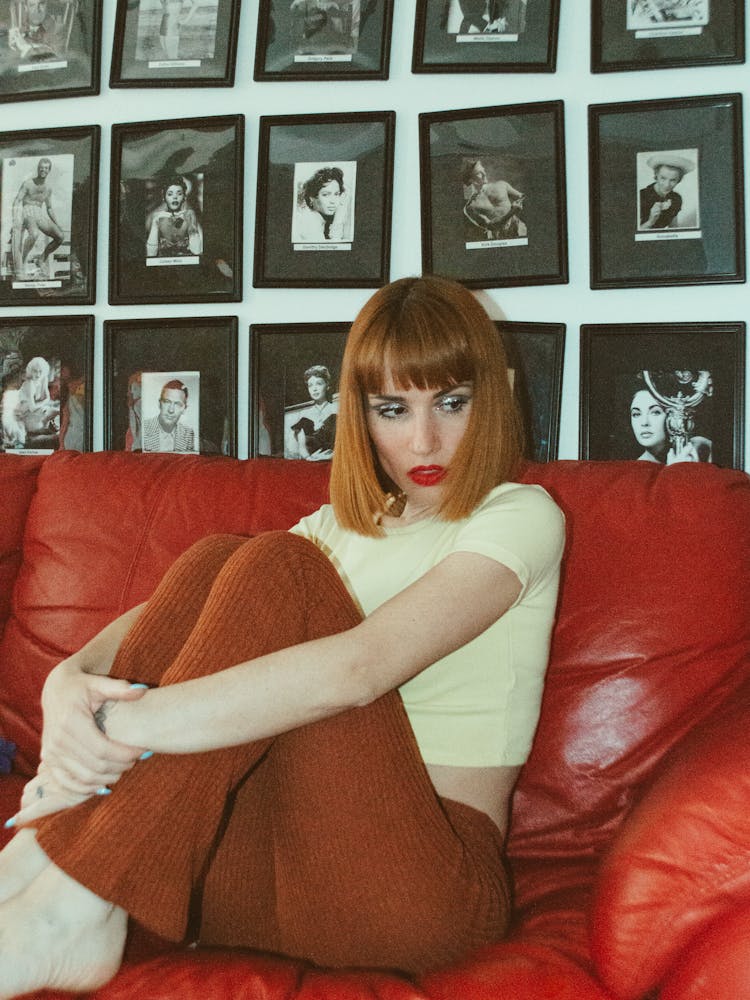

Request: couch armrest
left=590, top=676, right=750, bottom=1000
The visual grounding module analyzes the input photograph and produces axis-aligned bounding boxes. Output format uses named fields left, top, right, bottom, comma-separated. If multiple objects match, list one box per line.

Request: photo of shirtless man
left=11, top=157, right=65, bottom=280
left=461, top=157, right=527, bottom=242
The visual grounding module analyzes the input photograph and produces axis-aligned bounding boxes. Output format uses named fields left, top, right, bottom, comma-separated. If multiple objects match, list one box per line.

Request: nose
left=409, top=412, right=438, bottom=456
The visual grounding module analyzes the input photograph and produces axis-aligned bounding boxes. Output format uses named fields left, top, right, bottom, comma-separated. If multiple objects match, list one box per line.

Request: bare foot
left=0, top=862, right=127, bottom=998
left=0, top=829, right=50, bottom=904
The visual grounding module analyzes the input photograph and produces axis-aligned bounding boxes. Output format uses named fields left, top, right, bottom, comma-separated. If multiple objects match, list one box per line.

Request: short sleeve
left=450, top=483, right=565, bottom=596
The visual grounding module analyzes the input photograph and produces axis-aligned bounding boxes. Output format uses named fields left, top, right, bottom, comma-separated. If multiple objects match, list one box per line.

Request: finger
left=86, top=677, right=151, bottom=708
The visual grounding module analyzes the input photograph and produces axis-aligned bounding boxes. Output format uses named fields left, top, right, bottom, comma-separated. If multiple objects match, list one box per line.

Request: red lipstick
left=408, top=465, right=446, bottom=487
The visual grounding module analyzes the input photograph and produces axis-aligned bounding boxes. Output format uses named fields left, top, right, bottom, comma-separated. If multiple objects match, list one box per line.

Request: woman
left=284, top=364, right=338, bottom=460
left=294, top=166, right=351, bottom=242
left=0, top=275, right=565, bottom=997
left=629, top=381, right=712, bottom=464
left=146, top=177, right=203, bottom=258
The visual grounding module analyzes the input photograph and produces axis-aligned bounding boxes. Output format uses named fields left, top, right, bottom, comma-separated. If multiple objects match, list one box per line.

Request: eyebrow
left=368, top=383, right=473, bottom=403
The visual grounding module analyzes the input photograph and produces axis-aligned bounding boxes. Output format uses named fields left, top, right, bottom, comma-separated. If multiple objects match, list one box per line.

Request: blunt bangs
left=350, top=296, right=477, bottom=396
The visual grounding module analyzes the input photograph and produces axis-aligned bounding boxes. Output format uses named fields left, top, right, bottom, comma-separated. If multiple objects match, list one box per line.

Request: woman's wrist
left=94, top=697, right=147, bottom=749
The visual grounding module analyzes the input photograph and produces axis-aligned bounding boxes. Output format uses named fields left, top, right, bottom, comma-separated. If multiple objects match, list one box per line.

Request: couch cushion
left=0, top=452, right=330, bottom=774
left=510, top=460, right=750, bottom=869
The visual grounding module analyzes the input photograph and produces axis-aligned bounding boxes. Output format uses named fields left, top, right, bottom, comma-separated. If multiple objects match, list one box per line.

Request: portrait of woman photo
left=626, top=371, right=713, bottom=464
left=627, top=0, right=709, bottom=32
left=291, top=162, right=355, bottom=244
left=145, top=175, right=204, bottom=260
left=284, top=363, right=338, bottom=460
left=1, top=352, right=60, bottom=453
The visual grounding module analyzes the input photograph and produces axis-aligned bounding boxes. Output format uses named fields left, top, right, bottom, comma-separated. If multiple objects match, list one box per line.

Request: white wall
left=3, top=2, right=748, bottom=464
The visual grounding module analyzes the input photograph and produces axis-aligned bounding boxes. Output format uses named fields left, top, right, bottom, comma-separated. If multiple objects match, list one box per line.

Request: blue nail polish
left=130, top=683, right=149, bottom=690
left=139, top=750, right=154, bottom=760
left=96, top=787, right=112, bottom=796
left=3, top=817, right=15, bottom=829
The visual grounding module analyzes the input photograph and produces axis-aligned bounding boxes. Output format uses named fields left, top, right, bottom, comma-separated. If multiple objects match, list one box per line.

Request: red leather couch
left=1, top=450, right=749, bottom=1000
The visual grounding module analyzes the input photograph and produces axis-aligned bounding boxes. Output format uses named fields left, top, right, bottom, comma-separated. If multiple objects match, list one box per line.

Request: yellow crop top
left=290, top=482, right=565, bottom=767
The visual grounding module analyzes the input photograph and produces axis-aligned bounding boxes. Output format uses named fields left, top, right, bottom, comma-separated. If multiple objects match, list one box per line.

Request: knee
left=221, top=531, right=340, bottom=594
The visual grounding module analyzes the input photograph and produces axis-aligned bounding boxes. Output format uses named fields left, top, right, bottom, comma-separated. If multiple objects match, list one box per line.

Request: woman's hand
left=8, top=763, right=97, bottom=827
left=39, top=659, right=148, bottom=797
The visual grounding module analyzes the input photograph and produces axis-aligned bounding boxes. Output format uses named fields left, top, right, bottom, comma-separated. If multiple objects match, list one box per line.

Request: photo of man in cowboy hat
left=637, top=150, right=698, bottom=231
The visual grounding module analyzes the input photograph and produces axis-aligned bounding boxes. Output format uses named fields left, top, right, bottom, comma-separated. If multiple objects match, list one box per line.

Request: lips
left=408, top=465, right=446, bottom=487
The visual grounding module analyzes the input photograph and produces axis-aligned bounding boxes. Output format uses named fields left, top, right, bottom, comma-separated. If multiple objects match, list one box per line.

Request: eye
left=371, top=402, right=407, bottom=420
left=438, top=394, right=471, bottom=414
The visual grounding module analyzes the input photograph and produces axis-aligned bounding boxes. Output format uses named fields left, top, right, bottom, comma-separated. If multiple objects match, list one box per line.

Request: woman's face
left=311, top=180, right=341, bottom=219
left=165, top=185, right=186, bottom=211
left=630, top=389, right=668, bottom=452
left=306, top=375, right=329, bottom=403
left=366, top=373, right=473, bottom=515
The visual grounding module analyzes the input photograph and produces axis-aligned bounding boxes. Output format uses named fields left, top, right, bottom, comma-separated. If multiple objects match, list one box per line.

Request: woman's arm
left=100, top=552, right=522, bottom=753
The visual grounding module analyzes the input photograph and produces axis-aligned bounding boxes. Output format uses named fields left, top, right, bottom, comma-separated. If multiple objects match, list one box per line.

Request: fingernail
left=3, top=817, right=15, bottom=829
left=130, top=683, right=149, bottom=690
left=96, top=787, right=112, bottom=796
left=139, top=750, right=154, bottom=760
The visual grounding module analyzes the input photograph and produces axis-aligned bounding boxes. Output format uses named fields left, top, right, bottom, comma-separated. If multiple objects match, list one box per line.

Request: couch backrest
left=0, top=456, right=44, bottom=636
left=1, top=452, right=749, bottom=864
left=0, top=451, right=330, bottom=774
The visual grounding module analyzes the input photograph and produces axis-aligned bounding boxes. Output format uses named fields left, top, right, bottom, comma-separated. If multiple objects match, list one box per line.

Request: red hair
left=330, top=275, right=524, bottom=536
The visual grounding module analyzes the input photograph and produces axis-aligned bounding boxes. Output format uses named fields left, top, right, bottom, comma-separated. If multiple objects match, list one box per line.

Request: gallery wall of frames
left=0, top=0, right=747, bottom=469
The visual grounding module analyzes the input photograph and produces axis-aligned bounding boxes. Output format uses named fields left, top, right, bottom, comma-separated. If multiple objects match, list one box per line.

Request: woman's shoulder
left=477, top=481, right=563, bottom=521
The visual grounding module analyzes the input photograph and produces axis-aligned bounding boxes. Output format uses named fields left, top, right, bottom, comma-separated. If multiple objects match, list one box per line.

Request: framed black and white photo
left=592, top=0, right=745, bottom=74
left=0, top=124, right=99, bottom=307
left=589, top=93, right=745, bottom=290
left=496, top=320, right=565, bottom=462
left=109, top=115, right=243, bottom=305
left=254, top=112, right=394, bottom=288
left=110, top=0, right=241, bottom=88
left=254, top=0, right=393, bottom=81
left=580, top=322, right=745, bottom=469
left=413, top=0, right=560, bottom=73
left=103, top=316, right=238, bottom=456
left=0, top=313, right=93, bottom=454
left=0, top=0, right=101, bottom=104
left=419, top=101, right=567, bottom=289
left=250, top=322, right=349, bottom=459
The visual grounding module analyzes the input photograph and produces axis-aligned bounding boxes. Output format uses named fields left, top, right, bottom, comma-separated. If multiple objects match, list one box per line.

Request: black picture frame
left=419, top=101, right=568, bottom=289
left=0, top=124, right=99, bottom=307
left=412, top=0, right=560, bottom=73
left=250, top=321, right=349, bottom=459
left=109, top=114, right=243, bottom=305
left=591, top=0, right=745, bottom=74
left=588, top=93, right=745, bottom=290
left=110, top=0, right=241, bottom=88
left=254, top=111, right=395, bottom=288
left=579, top=321, right=745, bottom=469
left=103, top=315, right=238, bottom=456
left=0, top=312, right=93, bottom=454
left=0, top=0, right=101, bottom=104
left=496, top=319, right=565, bottom=462
left=254, top=0, right=393, bottom=81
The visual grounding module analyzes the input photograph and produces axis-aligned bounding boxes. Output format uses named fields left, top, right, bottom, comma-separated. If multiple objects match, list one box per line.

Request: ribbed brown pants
left=34, top=532, right=510, bottom=976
